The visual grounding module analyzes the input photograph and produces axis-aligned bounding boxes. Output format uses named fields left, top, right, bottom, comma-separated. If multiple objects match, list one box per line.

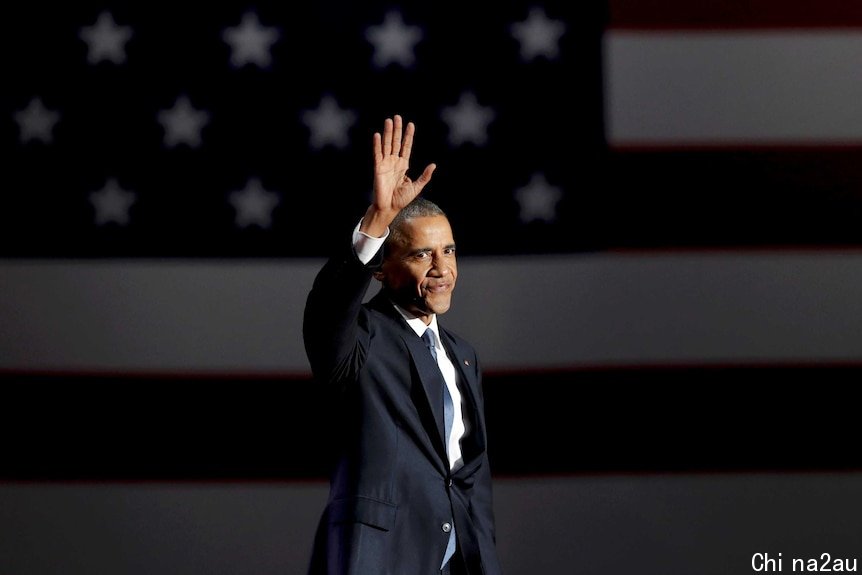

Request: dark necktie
left=423, top=328, right=454, bottom=451
left=423, top=328, right=457, bottom=569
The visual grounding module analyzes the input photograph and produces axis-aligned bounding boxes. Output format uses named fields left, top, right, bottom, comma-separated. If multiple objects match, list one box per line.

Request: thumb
left=413, top=163, right=437, bottom=192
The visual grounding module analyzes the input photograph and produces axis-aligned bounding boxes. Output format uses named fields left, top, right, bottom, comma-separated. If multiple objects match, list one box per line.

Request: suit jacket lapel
left=370, top=293, right=450, bottom=467
left=404, top=334, right=448, bottom=452
left=440, top=328, right=487, bottom=461
left=440, top=329, right=480, bottom=411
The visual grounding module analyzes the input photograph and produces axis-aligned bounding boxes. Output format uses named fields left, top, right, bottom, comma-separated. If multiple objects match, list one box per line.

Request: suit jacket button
left=447, top=478, right=453, bottom=488
left=442, top=522, right=452, bottom=533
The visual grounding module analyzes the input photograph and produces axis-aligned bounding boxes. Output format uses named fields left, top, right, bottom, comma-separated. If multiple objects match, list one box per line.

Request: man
left=303, top=115, right=502, bottom=575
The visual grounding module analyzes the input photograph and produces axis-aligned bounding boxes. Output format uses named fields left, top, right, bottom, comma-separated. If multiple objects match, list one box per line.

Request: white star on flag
left=365, top=10, right=423, bottom=69
left=157, top=95, right=210, bottom=148
left=440, top=91, right=495, bottom=147
left=90, top=178, right=136, bottom=226
left=222, top=11, right=280, bottom=69
left=14, top=97, right=60, bottom=144
left=301, top=94, right=357, bottom=150
left=79, top=11, right=133, bottom=65
left=514, top=172, right=562, bottom=223
left=229, top=178, right=281, bottom=229
left=510, top=7, right=566, bottom=62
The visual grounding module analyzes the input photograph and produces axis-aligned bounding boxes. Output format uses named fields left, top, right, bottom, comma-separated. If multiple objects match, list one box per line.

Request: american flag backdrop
left=6, top=1, right=862, bottom=258
left=4, top=1, right=862, bottom=480
left=3, top=1, right=605, bottom=258
left=4, top=7, right=862, bottom=574
left=5, top=0, right=862, bottom=374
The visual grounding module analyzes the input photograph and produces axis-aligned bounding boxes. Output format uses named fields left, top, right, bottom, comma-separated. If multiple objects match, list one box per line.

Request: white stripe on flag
left=605, top=31, right=862, bottom=146
left=3, top=253, right=862, bottom=374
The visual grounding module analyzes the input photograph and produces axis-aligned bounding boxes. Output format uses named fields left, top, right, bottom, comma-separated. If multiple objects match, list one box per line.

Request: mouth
left=423, top=282, right=452, bottom=294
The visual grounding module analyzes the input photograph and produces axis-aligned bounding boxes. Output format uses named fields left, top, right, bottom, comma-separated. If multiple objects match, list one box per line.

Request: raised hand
left=361, top=115, right=436, bottom=237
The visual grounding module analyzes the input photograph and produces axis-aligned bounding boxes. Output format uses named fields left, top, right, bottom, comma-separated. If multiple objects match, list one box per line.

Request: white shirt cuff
left=352, top=219, right=389, bottom=265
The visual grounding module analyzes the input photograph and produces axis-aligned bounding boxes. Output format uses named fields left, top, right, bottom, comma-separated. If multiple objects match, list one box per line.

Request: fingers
left=378, top=115, right=414, bottom=158
left=372, top=132, right=382, bottom=163
left=382, top=117, right=393, bottom=156
left=391, top=115, right=403, bottom=156
left=400, top=120, right=415, bottom=160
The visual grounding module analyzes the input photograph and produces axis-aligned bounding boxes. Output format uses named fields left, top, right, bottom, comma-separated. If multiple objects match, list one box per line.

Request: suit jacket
left=303, top=239, right=502, bottom=575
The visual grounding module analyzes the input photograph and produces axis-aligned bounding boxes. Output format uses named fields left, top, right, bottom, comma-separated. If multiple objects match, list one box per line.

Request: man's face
left=376, top=215, right=457, bottom=324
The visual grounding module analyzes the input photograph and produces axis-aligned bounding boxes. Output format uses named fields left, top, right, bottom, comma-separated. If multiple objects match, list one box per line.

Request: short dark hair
left=386, top=197, right=447, bottom=250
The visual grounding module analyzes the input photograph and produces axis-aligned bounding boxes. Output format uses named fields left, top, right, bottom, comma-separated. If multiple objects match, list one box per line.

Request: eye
left=444, top=247, right=456, bottom=256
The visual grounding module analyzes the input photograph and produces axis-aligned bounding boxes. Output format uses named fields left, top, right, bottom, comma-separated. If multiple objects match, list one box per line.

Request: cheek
left=396, top=268, right=426, bottom=291
left=411, top=267, right=430, bottom=285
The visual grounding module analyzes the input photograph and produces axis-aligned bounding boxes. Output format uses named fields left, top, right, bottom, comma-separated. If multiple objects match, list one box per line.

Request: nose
left=428, top=254, right=449, bottom=276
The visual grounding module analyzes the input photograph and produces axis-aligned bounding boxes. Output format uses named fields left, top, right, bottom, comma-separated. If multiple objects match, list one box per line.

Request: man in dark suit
left=303, top=114, right=502, bottom=575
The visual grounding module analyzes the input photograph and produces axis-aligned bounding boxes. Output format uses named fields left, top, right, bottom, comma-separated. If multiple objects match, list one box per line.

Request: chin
left=402, top=292, right=453, bottom=317
left=428, top=298, right=452, bottom=315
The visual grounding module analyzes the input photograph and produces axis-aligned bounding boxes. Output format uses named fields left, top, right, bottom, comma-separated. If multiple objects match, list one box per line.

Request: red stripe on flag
left=608, top=0, right=862, bottom=30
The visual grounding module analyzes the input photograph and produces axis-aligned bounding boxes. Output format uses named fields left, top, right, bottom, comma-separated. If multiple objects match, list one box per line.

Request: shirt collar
left=392, top=302, right=440, bottom=346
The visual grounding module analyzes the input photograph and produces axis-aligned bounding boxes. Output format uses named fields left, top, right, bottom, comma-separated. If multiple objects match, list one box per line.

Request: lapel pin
left=464, top=359, right=470, bottom=366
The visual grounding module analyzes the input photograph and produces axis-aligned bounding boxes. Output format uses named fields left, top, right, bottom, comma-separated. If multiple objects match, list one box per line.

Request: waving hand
left=361, top=115, right=436, bottom=236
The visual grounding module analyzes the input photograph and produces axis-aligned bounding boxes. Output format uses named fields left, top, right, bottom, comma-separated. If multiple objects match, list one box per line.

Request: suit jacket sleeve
left=302, top=235, right=381, bottom=387
left=469, top=359, right=500, bottom=546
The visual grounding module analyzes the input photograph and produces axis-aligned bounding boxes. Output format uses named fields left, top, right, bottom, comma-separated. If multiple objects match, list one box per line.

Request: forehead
left=394, top=215, right=454, bottom=247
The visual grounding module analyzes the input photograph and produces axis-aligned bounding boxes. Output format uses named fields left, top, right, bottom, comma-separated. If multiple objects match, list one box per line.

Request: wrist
left=360, top=205, right=397, bottom=237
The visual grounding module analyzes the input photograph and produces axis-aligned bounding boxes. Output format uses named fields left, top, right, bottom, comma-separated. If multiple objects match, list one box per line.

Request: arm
left=469, top=361, right=505, bottom=574
left=303, top=115, right=436, bottom=384
left=470, top=362, right=498, bottom=544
